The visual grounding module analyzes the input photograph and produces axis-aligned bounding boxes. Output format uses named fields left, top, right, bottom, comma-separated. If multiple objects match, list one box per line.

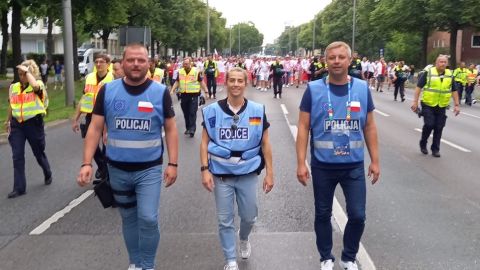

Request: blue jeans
left=108, top=164, right=162, bottom=270
left=214, top=173, right=258, bottom=263
left=311, top=166, right=366, bottom=263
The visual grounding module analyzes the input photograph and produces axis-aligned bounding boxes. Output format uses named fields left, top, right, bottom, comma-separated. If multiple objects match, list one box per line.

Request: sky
left=208, top=0, right=332, bottom=46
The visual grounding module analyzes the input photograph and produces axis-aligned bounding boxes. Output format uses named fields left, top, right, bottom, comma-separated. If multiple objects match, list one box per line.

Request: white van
left=77, top=48, right=106, bottom=76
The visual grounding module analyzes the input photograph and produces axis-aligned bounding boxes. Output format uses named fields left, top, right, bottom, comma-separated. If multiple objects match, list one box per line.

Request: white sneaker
left=339, top=260, right=359, bottom=270
left=320, top=259, right=334, bottom=270
left=239, top=239, right=251, bottom=259
left=256, top=87, right=261, bottom=90
left=127, top=264, right=141, bottom=270
left=224, top=261, right=239, bottom=270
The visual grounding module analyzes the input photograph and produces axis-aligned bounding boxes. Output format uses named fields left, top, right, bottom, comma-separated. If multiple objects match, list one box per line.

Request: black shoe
left=44, top=175, right=52, bottom=185
left=432, top=151, right=441, bottom=158
left=401, top=98, right=406, bottom=102
left=189, top=132, right=194, bottom=138
left=184, top=130, right=189, bottom=135
left=8, top=190, right=26, bottom=199
left=420, top=147, right=428, bottom=155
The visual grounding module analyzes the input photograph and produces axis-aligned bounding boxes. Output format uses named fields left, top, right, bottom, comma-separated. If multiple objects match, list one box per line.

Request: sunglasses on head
left=231, top=114, right=240, bottom=130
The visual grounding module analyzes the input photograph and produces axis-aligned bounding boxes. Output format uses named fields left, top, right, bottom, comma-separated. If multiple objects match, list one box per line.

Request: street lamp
left=229, top=25, right=232, bottom=56
left=238, top=23, right=241, bottom=55
left=206, top=0, right=210, bottom=55
left=352, top=0, right=356, bottom=52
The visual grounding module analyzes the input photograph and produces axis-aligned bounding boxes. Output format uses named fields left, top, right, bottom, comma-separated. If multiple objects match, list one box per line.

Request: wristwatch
left=201, top=165, right=209, bottom=172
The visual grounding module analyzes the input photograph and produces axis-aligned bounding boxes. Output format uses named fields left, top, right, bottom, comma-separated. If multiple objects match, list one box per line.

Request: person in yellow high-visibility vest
left=411, top=55, right=460, bottom=157
left=465, top=63, right=478, bottom=106
left=147, top=58, right=165, bottom=83
left=453, top=61, right=468, bottom=104
left=170, top=57, right=208, bottom=137
left=72, top=53, right=114, bottom=180
left=4, top=59, right=52, bottom=198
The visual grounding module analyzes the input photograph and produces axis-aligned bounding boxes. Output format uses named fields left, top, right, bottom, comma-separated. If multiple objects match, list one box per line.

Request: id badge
left=332, top=131, right=350, bottom=156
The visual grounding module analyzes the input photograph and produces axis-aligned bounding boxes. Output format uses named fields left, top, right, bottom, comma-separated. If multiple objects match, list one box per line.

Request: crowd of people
left=2, top=41, right=479, bottom=270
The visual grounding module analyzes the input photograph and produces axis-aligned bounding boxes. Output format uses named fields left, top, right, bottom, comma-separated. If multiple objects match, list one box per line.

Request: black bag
left=93, top=178, right=114, bottom=208
left=80, top=123, right=87, bottom=138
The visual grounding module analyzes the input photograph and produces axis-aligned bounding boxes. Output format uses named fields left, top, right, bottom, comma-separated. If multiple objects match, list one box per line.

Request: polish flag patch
left=350, top=101, right=361, bottom=112
left=138, top=101, right=153, bottom=113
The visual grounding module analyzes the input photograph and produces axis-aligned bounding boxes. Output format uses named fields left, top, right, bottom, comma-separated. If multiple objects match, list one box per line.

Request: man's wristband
left=168, top=162, right=178, bottom=167
left=81, top=163, right=92, bottom=168
left=201, top=165, right=209, bottom=172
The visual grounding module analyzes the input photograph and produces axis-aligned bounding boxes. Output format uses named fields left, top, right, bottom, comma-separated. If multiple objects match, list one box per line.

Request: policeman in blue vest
left=200, top=67, right=274, bottom=270
left=296, top=41, right=380, bottom=270
left=77, top=44, right=179, bottom=270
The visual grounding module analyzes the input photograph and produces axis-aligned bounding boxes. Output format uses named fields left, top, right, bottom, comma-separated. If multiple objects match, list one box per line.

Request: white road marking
left=280, top=104, right=377, bottom=270
left=414, top=128, right=472, bottom=152
left=458, top=111, right=480, bottom=120
left=374, top=109, right=390, bottom=117
left=29, top=190, right=94, bottom=235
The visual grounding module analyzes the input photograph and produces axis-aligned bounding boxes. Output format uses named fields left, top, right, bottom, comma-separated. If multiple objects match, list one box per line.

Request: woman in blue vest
left=200, top=67, right=274, bottom=270
left=296, top=41, right=380, bottom=270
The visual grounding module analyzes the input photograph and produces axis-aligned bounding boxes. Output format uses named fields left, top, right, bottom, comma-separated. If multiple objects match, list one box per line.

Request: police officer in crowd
left=348, top=51, right=362, bottom=79
left=270, top=57, right=285, bottom=99
left=72, top=54, right=114, bottom=181
left=296, top=41, right=380, bottom=270
left=5, top=60, right=52, bottom=198
left=147, top=58, right=165, bottom=83
left=465, top=63, right=478, bottom=106
left=170, top=57, right=208, bottom=137
left=411, top=55, right=460, bottom=157
left=77, top=44, right=179, bottom=270
left=200, top=67, right=274, bottom=270
left=310, top=56, right=328, bottom=81
left=453, top=61, right=467, bottom=104
left=204, top=54, right=219, bottom=99
left=111, top=58, right=125, bottom=79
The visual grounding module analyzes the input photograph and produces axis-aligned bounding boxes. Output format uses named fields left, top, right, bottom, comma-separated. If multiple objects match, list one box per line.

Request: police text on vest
left=219, top=127, right=249, bottom=140
left=324, top=119, right=360, bottom=132
left=115, top=117, right=151, bottom=132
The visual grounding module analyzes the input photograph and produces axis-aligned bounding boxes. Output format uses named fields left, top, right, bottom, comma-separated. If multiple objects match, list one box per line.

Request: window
left=472, top=35, right=480, bottom=48
left=441, top=40, right=445, bottom=48
left=37, top=40, right=45, bottom=53
left=42, top=18, right=48, bottom=29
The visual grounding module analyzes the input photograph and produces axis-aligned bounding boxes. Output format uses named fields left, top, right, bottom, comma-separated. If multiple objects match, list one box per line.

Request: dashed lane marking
left=414, top=128, right=472, bottom=152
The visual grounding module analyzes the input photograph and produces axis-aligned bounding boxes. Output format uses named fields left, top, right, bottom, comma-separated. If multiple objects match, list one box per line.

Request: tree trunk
left=11, top=1, right=22, bottom=82
left=421, top=26, right=429, bottom=68
left=449, top=25, right=458, bottom=69
left=101, top=28, right=110, bottom=51
left=72, top=18, right=80, bottom=80
left=46, top=15, right=54, bottom=63
left=150, top=41, right=155, bottom=58
left=0, top=7, right=9, bottom=75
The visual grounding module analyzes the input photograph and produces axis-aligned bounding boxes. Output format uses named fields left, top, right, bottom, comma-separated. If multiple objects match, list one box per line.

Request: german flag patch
left=249, top=117, right=261, bottom=125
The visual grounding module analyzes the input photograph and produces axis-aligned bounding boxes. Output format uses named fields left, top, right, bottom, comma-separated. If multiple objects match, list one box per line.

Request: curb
left=0, top=119, right=69, bottom=145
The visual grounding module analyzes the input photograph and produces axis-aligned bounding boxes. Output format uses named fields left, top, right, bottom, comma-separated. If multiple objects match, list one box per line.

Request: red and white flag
left=138, top=101, right=153, bottom=113
left=350, top=101, right=361, bottom=112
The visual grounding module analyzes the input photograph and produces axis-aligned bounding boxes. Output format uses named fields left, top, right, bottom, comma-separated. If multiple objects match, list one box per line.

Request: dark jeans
left=394, top=81, right=405, bottom=100
left=8, top=116, right=52, bottom=193
left=84, top=114, right=107, bottom=175
left=465, top=84, right=475, bottom=105
left=206, top=76, right=217, bottom=98
left=273, top=76, right=283, bottom=97
left=312, top=166, right=366, bottom=263
left=180, top=94, right=199, bottom=133
left=420, top=103, right=447, bottom=153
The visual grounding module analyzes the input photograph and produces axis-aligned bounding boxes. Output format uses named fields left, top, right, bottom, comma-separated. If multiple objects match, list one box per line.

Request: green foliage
left=230, top=22, right=263, bottom=55
left=385, top=32, right=422, bottom=66
left=427, top=47, right=449, bottom=65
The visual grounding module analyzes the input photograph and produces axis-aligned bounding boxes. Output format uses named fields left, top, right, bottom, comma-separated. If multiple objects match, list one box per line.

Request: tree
left=427, top=0, right=480, bottom=67
left=230, top=22, right=263, bottom=55
left=0, top=1, right=9, bottom=75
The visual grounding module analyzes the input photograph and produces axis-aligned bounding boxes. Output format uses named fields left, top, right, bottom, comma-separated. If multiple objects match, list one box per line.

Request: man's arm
left=296, top=111, right=311, bottom=186
left=163, top=117, right=179, bottom=187
left=200, top=128, right=214, bottom=192
left=364, top=111, right=380, bottom=184
left=170, top=80, right=179, bottom=94
left=261, top=129, right=274, bottom=193
left=77, top=114, right=105, bottom=186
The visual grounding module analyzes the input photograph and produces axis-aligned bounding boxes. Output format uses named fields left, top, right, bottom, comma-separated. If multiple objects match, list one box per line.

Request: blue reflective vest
left=202, top=100, right=264, bottom=176
left=104, top=79, right=165, bottom=163
left=310, top=77, right=368, bottom=163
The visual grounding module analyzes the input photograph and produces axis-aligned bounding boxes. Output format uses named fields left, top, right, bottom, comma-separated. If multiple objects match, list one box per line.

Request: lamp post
left=352, top=0, right=356, bottom=52
left=206, top=0, right=210, bottom=55
left=238, top=23, right=241, bottom=55
left=312, top=15, right=316, bottom=56
left=229, top=25, right=232, bottom=56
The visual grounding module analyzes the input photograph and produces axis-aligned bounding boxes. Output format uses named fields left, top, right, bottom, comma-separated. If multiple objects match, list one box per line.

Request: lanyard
left=326, top=75, right=352, bottom=121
